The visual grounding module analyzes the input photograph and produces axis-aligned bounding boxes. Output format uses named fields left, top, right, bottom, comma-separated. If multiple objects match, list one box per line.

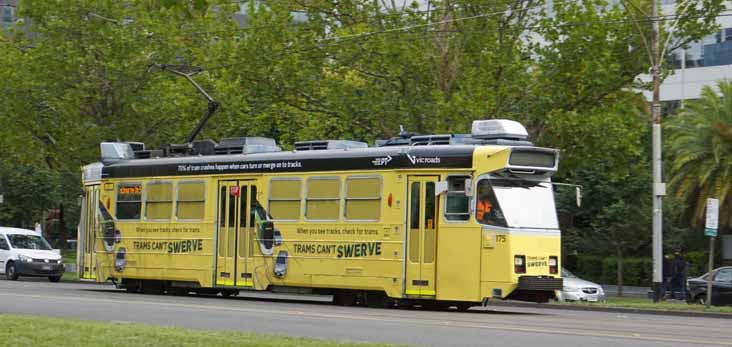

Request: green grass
left=61, top=249, right=76, bottom=264
left=556, top=296, right=732, bottom=313
left=61, top=271, right=77, bottom=281
left=0, top=314, right=403, bottom=347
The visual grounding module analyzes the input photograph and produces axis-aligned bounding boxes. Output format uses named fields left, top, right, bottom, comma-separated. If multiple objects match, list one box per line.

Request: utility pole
left=651, top=0, right=666, bottom=302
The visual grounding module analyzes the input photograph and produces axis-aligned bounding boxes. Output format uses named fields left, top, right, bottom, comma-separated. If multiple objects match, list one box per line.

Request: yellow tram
left=78, top=119, right=562, bottom=308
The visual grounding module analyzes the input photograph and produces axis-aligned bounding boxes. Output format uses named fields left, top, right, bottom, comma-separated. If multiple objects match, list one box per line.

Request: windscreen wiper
left=493, top=173, right=548, bottom=189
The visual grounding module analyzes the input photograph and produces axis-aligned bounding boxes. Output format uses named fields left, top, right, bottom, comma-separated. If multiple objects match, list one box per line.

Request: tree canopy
left=0, top=0, right=724, bottom=252
left=666, top=80, right=732, bottom=232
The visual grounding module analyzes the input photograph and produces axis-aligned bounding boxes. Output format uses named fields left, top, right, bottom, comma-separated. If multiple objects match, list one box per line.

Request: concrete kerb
left=484, top=300, right=732, bottom=319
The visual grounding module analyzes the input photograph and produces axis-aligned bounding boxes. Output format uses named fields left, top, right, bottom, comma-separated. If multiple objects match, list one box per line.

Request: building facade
left=643, top=2, right=732, bottom=114
left=0, top=0, right=17, bottom=29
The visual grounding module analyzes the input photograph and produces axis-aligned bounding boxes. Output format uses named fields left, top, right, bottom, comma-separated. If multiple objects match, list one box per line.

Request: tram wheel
left=140, top=280, right=165, bottom=295
left=455, top=303, right=473, bottom=312
left=167, top=287, right=188, bottom=296
left=333, top=292, right=356, bottom=306
left=220, top=290, right=237, bottom=297
left=364, top=291, right=394, bottom=308
left=419, top=301, right=446, bottom=311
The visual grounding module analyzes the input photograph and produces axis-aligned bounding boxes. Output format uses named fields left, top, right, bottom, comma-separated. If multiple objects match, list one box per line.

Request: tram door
left=80, top=185, right=99, bottom=280
left=405, top=176, right=439, bottom=296
left=216, top=180, right=257, bottom=287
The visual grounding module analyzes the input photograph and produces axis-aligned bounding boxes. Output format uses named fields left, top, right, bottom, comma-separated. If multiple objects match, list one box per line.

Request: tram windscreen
left=476, top=178, right=558, bottom=229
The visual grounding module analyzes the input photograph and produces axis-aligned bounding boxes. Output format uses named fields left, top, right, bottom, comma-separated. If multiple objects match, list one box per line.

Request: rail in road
left=0, top=279, right=730, bottom=347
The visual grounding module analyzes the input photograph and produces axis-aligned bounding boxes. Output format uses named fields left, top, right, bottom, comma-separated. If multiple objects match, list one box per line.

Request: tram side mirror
left=115, top=247, right=127, bottom=272
left=435, top=181, right=448, bottom=196
left=464, top=179, right=473, bottom=197
left=258, top=221, right=275, bottom=256
left=274, top=250, right=288, bottom=278
left=273, top=229, right=283, bottom=246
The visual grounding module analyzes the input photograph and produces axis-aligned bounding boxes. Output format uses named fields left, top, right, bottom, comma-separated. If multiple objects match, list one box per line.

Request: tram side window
left=116, top=183, right=142, bottom=220
left=177, top=182, right=205, bottom=220
left=345, top=176, right=381, bottom=221
left=305, top=178, right=340, bottom=221
left=146, top=182, right=173, bottom=220
left=268, top=179, right=301, bottom=220
left=445, top=176, right=470, bottom=221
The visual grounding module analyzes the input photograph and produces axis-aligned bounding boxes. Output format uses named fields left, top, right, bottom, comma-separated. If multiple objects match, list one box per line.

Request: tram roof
left=100, top=144, right=504, bottom=179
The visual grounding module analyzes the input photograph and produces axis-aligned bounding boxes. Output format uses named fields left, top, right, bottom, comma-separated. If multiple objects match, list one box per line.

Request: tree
left=0, top=162, right=61, bottom=229
left=0, top=0, right=724, bottom=258
left=666, top=80, right=732, bottom=232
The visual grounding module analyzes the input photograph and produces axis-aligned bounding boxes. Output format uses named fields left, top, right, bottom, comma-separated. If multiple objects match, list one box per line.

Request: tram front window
left=476, top=178, right=558, bottom=229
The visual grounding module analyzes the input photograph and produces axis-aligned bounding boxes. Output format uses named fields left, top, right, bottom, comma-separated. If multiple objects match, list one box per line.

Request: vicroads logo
left=407, top=153, right=441, bottom=165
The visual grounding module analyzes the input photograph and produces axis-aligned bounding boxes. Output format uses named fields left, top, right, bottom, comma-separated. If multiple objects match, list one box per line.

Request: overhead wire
left=200, top=6, right=732, bottom=72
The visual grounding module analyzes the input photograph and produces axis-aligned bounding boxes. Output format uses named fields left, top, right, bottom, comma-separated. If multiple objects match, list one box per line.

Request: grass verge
left=61, top=271, right=77, bottom=281
left=0, top=314, right=402, bottom=347
left=556, top=296, right=732, bottom=313
left=61, top=249, right=76, bottom=264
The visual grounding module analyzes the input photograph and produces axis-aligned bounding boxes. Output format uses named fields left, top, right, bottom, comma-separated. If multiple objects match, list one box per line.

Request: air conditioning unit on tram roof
left=215, top=137, right=282, bottom=155
left=471, top=119, right=529, bottom=140
left=100, top=142, right=135, bottom=164
left=294, top=140, right=368, bottom=151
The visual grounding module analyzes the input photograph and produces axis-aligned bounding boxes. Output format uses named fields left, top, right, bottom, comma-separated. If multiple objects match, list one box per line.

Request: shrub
left=573, top=255, right=651, bottom=286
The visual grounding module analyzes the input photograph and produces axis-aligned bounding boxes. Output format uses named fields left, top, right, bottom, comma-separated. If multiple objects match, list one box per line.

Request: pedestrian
left=670, top=252, right=687, bottom=300
left=662, top=254, right=672, bottom=299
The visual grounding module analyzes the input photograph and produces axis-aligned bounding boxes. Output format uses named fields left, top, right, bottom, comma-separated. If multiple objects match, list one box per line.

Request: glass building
left=0, top=0, right=16, bottom=28
left=643, top=2, right=732, bottom=114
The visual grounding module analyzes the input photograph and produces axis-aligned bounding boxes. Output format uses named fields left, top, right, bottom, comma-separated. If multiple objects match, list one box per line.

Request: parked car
left=556, top=267, right=606, bottom=302
left=686, top=266, right=732, bottom=306
left=0, top=227, right=64, bottom=282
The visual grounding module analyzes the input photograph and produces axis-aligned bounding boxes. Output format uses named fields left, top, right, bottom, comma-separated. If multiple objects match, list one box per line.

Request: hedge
left=564, top=251, right=721, bottom=287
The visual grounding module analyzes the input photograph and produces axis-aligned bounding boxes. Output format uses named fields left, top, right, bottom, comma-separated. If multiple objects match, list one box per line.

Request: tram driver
left=476, top=182, right=497, bottom=225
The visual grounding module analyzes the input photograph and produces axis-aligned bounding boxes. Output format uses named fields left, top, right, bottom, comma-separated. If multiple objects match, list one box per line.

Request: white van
left=0, top=227, right=65, bottom=282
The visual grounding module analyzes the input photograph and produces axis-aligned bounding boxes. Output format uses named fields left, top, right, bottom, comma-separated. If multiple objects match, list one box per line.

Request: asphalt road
left=0, top=279, right=730, bottom=347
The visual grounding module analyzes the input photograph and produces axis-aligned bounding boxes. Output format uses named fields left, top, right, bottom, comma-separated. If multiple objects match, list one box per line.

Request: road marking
left=0, top=291, right=729, bottom=346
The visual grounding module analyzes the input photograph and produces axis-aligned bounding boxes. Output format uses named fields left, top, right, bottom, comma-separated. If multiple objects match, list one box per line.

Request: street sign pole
left=707, top=236, right=715, bottom=308
left=705, top=198, right=719, bottom=308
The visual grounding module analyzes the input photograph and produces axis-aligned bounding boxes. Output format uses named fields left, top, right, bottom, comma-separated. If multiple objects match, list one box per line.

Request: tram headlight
left=514, top=255, right=526, bottom=274
left=548, top=256, right=558, bottom=274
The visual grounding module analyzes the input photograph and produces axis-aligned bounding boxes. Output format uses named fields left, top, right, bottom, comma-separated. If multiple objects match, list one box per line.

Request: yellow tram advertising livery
left=79, top=119, right=563, bottom=309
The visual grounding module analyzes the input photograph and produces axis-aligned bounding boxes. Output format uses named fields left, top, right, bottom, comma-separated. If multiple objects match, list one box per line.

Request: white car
left=0, top=227, right=64, bottom=282
left=556, top=267, right=606, bottom=302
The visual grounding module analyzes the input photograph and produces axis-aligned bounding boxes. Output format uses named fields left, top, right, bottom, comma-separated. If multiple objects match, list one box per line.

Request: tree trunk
left=617, top=246, right=624, bottom=297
